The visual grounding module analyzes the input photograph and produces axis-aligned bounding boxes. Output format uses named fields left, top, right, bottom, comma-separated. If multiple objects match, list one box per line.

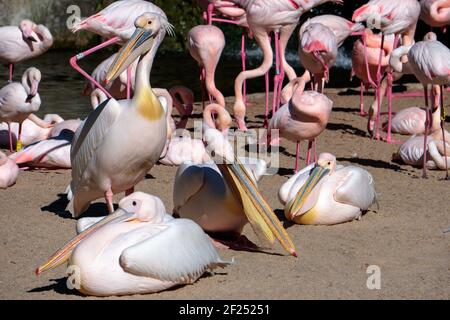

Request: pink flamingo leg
left=242, top=32, right=247, bottom=104
left=69, top=37, right=120, bottom=98
left=383, top=35, right=400, bottom=143
left=360, top=82, right=368, bottom=116
left=264, top=70, right=270, bottom=128
left=422, top=86, right=430, bottom=179
left=16, top=122, right=23, bottom=152
left=126, top=65, right=132, bottom=99
left=306, top=140, right=313, bottom=165
left=7, top=122, right=13, bottom=153
left=105, top=189, right=114, bottom=214
left=8, top=64, right=14, bottom=82
left=295, top=142, right=300, bottom=173
left=200, top=67, right=206, bottom=110
left=374, top=34, right=386, bottom=141
left=439, top=85, right=449, bottom=180
left=272, top=31, right=281, bottom=115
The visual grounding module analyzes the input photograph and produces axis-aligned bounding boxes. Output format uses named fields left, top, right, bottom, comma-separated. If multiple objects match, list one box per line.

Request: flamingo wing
left=70, top=98, right=122, bottom=189
left=119, top=219, right=230, bottom=283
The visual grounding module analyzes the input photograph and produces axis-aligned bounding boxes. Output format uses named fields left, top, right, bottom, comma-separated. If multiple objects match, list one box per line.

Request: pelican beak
left=286, top=166, right=330, bottom=218
left=105, top=27, right=156, bottom=84
left=217, top=156, right=297, bottom=257
left=35, top=208, right=134, bottom=275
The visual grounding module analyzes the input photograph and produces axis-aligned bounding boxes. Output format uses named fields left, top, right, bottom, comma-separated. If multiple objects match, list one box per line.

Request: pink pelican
left=174, top=103, right=296, bottom=256
left=393, top=129, right=450, bottom=172
left=390, top=37, right=450, bottom=178
left=160, top=104, right=229, bottom=166
left=36, top=192, right=231, bottom=296
left=0, top=67, right=47, bottom=152
left=420, top=0, right=450, bottom=28
left=188, top=25, right=226, bottom=108
left=268, top=88, right=333, bottom=172
left=70, top=0, right=168, bottom=98
left=67, top=13, right=171, bottom=217
left=0, top=151, right=19, bottom=189
left=353, top=0, right=421, bottom=144
left=230, top=0, right=342, bottom=131
left=0, top=20, right=53, bottom=81
left=279, top=153, right=377, bottom=225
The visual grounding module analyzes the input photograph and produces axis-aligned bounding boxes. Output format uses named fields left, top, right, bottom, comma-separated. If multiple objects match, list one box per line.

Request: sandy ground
left=0, top=86, right=449, bottom=300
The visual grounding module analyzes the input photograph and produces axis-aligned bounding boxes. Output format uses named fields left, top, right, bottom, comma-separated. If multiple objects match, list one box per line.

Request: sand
left=0, top=86, right=449, bottom=299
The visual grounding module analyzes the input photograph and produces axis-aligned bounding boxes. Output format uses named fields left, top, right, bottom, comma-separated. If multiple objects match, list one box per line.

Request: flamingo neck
left=133, top=48, right=163, bottom=121
left=21, top=71, right=31, bottom=94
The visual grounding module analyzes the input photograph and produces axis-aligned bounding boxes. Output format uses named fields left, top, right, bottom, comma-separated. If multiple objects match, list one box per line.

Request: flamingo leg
left=200, top=67, right=206, bottom=110
left=264, top=70, right=270, bottom=128
left=422, top=85, right=430, bottom=179
left=7, top=122, right=13, bottom=153
left=8, top=63, right=14, bottom=82
left=374, top=34, right=385, bottom=141
left=242, top=32, right=247, bottom=104
left=360, top=81, right=366, bottom=116
left=295, top=142, right=300, bottom=173
left=16, top=122, right=23, bottom=152
left=105, top=189, right=114, bottom=214
left=69, top=37, right=119, bottom=99
left=272, top=31, right=281, bottom=115
left=385, top=70, right=394, bottom=144
left=439, top=85, right=449, bottom=180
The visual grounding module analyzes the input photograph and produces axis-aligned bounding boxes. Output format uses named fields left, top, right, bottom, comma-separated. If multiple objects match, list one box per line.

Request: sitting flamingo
left=0, top=151, right=19, bottom=189
left=0, top=20, right=53, bottom=81
left=267, top=87, right=333, bottom=172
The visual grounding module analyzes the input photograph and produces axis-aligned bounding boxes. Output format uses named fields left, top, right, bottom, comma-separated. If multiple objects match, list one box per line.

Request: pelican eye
left=132, top=201, right=137, bottom=206
left=327, top=162, right=331, bottom=165
left=147, top=21, right=152, bottom=25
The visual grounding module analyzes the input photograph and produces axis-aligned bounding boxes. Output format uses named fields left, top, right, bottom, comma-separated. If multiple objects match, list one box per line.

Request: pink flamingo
left=0, top=67, right=48, bottom=152
left=268, top=87, right=333, bottom=172
left=0, top=20, right=53, bottom=82
left=351, top=29, right=395, bottom=119
left=70, top=0, right=168, bottom=98
left=420, top=0, right=450, bottom=28
left=230, top=0, right=342, bottom=131
left=353, top=0, right=421, bottom=144
left=0, top=151, right=19, bottom=189
left=390, top=37, right=450, bottom=179
left=187, top=25, right=226, bottom=108
left=159, top=101, right=230, bottom=167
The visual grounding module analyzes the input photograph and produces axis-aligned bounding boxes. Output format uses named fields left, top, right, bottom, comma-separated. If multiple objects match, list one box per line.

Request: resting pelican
left=174, top=106, right=296, bottom=256
left=279, top=153, right=377, bottom=225
left=36, top=192, right=231, bottom=296
left=67, top=13, right=172, bottom=216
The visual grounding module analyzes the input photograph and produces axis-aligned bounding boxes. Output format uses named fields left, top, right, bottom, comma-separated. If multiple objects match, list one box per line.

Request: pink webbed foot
left=235, top=118, right=248, bottom=132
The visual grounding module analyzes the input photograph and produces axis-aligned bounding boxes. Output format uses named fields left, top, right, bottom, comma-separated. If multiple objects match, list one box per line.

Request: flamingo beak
left=286, top=166, right=330, bottom=218
left=35, top=208, right=134, bottom=275
left=217, top=156, right=297, bottom=257
left=30, top=80, right=39, bottom=96
left=22, top=28, right=37, bottom=42
left=105, top=27, right=156, bottom=84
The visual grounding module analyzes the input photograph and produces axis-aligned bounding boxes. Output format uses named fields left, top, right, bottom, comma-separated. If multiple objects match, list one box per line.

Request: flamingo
left=267, top=88, right=333, bottom=172
left=67, top=13, right=172, bottom=217
left=420, top=0, right=450, bottom=28
left=70, top=0, right=167, bottom=98
left=393, top=129, right=450, bottom=171
left=159, top=104, right=229, bottom=166
left=0, top=67, right=47, bottom=152
left=390, top=37, right=450, bottom=178
left=169, top=86, right=195, bottom=130
left=0, top=151, right=19, bottom=189
left=36, top=192, right=231, bottom=296
left=0, top=114, right=64, bottom=148
left=0, top=20, right=53, bottom=82
left=279, top=153, right=377, bottom=225
left=187, top=24, right=226, bottom=108
left=353, top=0, right=421, bottom=144
left=174, top=104, right=296, bottom=256
left=230, top=0, right=342, bottom=131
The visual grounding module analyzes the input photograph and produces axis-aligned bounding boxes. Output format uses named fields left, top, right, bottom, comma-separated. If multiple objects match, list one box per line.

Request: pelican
left=67, top=13, right=173, bottom=216
left=279, top=153, right=377, bottom=225
left=174, top=105, right=297, bottom=256
left=36, top=192, right=231, bottom=296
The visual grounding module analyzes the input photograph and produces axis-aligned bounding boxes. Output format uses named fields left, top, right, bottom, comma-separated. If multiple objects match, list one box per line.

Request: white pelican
left=36, top=192, right=231, bottom=296
left=174, top=105, right=297, bottom=256
left=279, top=153, right=377, bottom=225
left=67, top=13, right=173, bottom=216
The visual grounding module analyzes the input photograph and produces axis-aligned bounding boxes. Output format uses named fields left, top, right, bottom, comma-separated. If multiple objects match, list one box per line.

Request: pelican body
left=36, top=192, right=231, bottom=296
left=280, top=153, right=377, bottom=225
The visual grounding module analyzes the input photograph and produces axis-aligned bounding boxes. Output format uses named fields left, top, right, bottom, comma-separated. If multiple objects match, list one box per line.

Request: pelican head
left=35, top=192, right=166, bottom=275
left=286, top=153, right=336, bottom=218
left=19, top=19, right=37, bottom=42
left=105, top=12, right=171, bottom=84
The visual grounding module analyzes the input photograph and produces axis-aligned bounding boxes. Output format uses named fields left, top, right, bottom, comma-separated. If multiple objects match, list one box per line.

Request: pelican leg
left=105, top=189, right=114, bottom=214
left=16, top=122, right=23, bottom=152
left=7, top=122, right=13, bottom=153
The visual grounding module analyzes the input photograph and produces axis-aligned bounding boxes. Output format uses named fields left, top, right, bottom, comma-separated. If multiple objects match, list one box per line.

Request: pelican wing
left=70, top=98, right=122, bottom=187
left=119, top=219, right=230, bottom=283
left=334, top=167, right=377, bottom=210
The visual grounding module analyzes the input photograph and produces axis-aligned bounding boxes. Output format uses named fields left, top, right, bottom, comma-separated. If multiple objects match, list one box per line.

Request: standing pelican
left=0, top=67, right=46, bottom=152
left=0, top=151, right=19, bottom=189
left=36, top=192, right=231, bottom=296
left=174, top=104, right=296, bottom=256
left=67, top=13, right=173, bottom=217
left=0, top=20, right=53, bottom=81
left=279, top=153, right=377, bottom=225
left=188, top=25, right=226, bottom=108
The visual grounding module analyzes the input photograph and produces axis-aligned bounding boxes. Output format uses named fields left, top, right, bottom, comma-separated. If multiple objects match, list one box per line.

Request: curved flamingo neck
left=203, top=104, right=231, bottom=133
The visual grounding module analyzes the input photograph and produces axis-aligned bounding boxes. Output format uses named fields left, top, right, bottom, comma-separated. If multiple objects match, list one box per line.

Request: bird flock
left=0, top=0, right=449, bottom=297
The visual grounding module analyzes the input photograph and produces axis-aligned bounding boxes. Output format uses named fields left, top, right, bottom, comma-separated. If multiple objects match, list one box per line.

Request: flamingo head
left=19, top=19, right=37, bottom=42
